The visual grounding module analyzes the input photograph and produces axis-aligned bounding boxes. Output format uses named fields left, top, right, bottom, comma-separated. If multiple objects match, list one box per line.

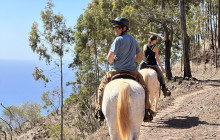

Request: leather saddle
left=143, top=65, right=158, bottom=73
left=111, top=73, right=137, bottom=81
left=141, top=65, right=161, bottom=82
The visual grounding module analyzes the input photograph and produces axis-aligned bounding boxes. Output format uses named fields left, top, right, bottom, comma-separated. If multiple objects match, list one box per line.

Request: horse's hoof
left=152, top=112, right=157, bottom=117
left=143, top=109, right=154, bottom=122
left=163, top=89, right=171, bottom=97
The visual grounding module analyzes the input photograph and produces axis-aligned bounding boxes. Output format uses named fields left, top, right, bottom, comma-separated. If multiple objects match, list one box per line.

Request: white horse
left=102, top=79, right=145, bottom=140
left=139, top=68, right=160, bottom=117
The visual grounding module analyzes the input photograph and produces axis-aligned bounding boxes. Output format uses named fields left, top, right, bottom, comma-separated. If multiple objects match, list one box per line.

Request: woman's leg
left=153, top=65, right=165, bottom=85
left=153, top=65, right=171, bottom=96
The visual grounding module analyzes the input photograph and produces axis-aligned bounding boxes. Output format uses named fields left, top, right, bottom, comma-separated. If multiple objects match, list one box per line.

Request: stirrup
left=95, top=110, right=105, bottom=121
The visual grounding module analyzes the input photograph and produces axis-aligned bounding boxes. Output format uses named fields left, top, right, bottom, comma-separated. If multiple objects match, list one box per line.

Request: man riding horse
left=95, top=17, right=154, bottom=122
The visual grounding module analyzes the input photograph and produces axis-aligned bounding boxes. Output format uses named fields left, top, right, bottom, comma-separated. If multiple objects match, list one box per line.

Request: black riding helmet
left=112, top=17, right=129, bottom=31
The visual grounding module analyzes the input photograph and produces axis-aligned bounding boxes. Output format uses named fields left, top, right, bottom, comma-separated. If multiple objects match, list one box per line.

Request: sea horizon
left=0, top=59, right=74, bottom=116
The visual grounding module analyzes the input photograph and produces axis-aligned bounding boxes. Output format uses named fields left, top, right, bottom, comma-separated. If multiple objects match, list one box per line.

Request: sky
left=0, top=0, right=91, bottom=116
left=0, top=0, right=91, bottom=61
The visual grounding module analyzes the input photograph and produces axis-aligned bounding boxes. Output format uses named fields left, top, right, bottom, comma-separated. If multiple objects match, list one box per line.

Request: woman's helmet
left=112, top=17, right=129, bottom=30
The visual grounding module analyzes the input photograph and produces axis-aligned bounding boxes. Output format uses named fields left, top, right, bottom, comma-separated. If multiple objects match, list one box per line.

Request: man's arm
left=135, top=52, right=143, bottom=62
left=107, top=51, right=114, bottom=63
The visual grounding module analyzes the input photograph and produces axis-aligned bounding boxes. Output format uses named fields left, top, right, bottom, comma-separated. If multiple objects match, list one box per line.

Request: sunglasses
left=113, top=26, right=122, bottom=30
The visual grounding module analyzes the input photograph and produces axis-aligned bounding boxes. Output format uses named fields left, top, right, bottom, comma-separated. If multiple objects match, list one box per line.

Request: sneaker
left=143, top=109, right=153, bottom=122
left=95, top=110, right=105, bottom=121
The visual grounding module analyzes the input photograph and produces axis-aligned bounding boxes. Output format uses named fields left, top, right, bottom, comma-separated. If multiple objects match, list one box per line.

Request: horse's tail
left=117, top=82, right=131, bottom=140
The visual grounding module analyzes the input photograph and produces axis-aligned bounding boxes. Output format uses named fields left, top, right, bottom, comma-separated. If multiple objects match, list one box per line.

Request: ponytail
left=148, top=35, right=157, bottom=45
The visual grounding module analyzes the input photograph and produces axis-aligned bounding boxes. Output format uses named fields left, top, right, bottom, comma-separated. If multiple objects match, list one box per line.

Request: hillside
left=87, top=60, right=220, bottom=140
left=88, top=84, right=220, bottom=140
left=9, top=58, right=220, bottom=140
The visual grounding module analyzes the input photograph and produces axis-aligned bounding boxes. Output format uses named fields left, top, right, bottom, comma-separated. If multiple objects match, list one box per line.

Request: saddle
left=143, top=65, right=158, bottom=72
left=140, top=64, right=161, bottom=82
left=111, top=73, right=137, bottom=81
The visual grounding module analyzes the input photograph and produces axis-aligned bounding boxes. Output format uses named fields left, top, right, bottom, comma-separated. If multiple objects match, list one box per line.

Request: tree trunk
left=60, top=45, right=64, bottom=140
left=210, top=0, right=214, bottom=50
left=163, top=26, right=173, bottom=80
left=161, top=0, right=165, bottom=10
left=161, top=0, right=172, bottom=80
left=0, top=104, right=13, bottom=140
left=1, top=130, right=7, bottom=140
left=214, top=10, right=217, bottom=50
left=207, top=1, right=210, bottom=38
left=218, top=0, right=220, bottom=49
left=179, top=0, right=192, bottom=78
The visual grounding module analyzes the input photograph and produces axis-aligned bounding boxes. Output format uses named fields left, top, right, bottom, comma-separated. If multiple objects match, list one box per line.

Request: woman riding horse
left=139, top=35, right=171, bottom=96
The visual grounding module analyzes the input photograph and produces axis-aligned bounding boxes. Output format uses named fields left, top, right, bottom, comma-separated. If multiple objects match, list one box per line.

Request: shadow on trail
left=141, top=116, right=220, bottom=129
left=173, top=76, right=220, bottom=87
left=199, top=79, right=220, bottom=87
left=158, top=116, right=220, bottom=129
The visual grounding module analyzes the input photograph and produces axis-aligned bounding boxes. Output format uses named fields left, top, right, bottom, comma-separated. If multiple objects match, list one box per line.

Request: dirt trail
left=139, top=86, right=220, bottom=140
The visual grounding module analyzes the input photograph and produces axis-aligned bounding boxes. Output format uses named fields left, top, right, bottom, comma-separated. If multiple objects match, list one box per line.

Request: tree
left=0, top=103, right=14, bottom=140
left=68, top=1, right=116, bottom=137
left=69, top=0, right=115, bottom=104
left=218, top=0, right=220, bottom=49
left=5, top=106, right=24, bottom=132
left=159, top=0, right=176, bottom=80
left=21, top=101, right=42, bottom=128
left=29, top=1, right=74, bottom=139
left=179, top=0, right=192, bottom=78
left=32, top=66, right=50, bottom=87
left=0, top=102, right=41, bottom=139
left=0, top=117, right=7, bottom=140
left=41, top=87, right=61, bottom=115
left=132, top=0, right=178, bottom=80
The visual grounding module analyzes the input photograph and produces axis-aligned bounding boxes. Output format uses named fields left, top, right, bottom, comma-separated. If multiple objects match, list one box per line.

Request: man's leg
left=96, top=71, right=111, bottom=110
left=95, top=70, right=119, bottom=121
left=95, top=71, right=111, bottom=121
left=96, top=70, right=120, bottom=110
left=97, top=73, right=110, bottom=110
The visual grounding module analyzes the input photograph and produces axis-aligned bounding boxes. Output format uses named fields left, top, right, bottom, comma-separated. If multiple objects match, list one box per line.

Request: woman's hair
left=148, top=35, right=157, bottom=45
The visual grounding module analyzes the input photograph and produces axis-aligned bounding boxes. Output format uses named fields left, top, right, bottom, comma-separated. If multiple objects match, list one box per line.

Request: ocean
left=0, top=59, right=74, bottom=116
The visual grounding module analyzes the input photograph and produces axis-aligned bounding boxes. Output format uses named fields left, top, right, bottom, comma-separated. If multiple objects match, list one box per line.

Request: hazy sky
left=0, top=0, right=91, bottom=115
left=0, top=0, right=91, bottom=61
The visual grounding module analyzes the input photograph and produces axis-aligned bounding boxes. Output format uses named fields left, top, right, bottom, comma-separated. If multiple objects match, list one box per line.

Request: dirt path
left=139, top=86, right=220, bottom=140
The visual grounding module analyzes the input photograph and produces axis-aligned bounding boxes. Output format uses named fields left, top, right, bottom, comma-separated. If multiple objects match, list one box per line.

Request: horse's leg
left=153, top=86, right=160, bottom=115
left=130, top=113, right=143, bottom=140
left=154, top=91, right=159, bottom=114
left=130, top=94, right=145, bottom=140
left=104, top=102, right=120, bottom=140
left=148, top=90, right=157, bottom=117
left=108, top=128, right=120, bottom=140
left=106, top=118, right=120, bottom=140
left=130, top=126, right=141, bottom=140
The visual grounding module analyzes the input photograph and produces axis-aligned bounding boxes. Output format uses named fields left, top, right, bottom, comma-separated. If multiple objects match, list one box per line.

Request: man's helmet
left=112, top=17, right=129, bottom=30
